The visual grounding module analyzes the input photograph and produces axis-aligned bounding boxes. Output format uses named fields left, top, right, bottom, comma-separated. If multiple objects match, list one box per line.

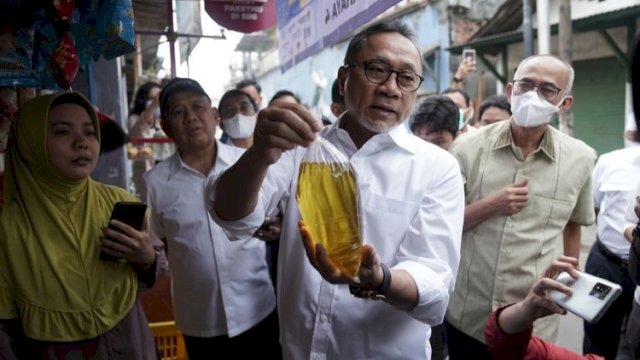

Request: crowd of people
left=0, top=18, right=639, bottom=360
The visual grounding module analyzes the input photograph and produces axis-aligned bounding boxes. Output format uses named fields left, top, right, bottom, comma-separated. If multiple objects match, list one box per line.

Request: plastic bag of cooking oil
left=296, top=136, right=362, bottom=279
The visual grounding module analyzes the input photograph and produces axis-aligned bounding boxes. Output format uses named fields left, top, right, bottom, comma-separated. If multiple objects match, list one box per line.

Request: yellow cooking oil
left=297, top=161, right=362, bottom=279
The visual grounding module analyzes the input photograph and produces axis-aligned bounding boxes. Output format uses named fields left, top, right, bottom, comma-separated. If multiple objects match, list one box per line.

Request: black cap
left=159, top=77, right=210, bottom=119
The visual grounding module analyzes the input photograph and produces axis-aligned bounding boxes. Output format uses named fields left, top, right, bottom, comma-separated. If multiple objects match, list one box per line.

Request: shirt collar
left=492, top=120, right=556, bottom=161
left=327, top=114, right=417, bottom=155
left=166, top=139, right=232, bottom=181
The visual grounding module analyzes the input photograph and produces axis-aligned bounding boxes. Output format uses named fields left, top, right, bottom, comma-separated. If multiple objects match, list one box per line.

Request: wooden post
left=134, top=34, right=142, bottom=91
left=558, top=0, right=573, bottom=135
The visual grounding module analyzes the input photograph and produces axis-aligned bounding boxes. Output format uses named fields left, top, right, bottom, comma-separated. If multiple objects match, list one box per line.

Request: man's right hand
left=519, top=256, right=579, bottom=321
left=490, top=178, right=529, bottom=216
left=454, top=57, right=477, bottom=81
left=497, top=256, right=578, bottom=335
left=251, top=100, right=322, bottom=165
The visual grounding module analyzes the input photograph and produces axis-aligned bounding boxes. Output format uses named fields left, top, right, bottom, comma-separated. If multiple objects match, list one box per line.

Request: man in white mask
left=218, top=89, right=259, bottom=149
left=445, top=54, right=597, bottom=359
left=218, top=88, right=283, bottom=283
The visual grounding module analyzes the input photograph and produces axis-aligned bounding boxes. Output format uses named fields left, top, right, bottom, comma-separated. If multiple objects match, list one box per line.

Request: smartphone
left=100, top=201, right=148, bottom=261
left=462, top=48, right=476, bottom=63
left=548, top=271, right=622, bottom=324
left=260, top=216, right=277, bottom=230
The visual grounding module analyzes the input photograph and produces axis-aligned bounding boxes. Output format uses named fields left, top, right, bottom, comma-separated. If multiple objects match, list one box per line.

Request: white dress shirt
left=145, top=141, right=276, bottom=337
left=209, top=119, right=464, bottom=359
left=593, top=146, right=640, bottom=259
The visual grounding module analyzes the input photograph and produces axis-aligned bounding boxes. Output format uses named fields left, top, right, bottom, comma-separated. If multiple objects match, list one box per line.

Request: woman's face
left=46, top=103, right=99, bottom=181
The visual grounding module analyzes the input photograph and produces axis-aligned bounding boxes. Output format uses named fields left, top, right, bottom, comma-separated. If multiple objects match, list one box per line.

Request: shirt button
left=320, top=314, right=327, bottom=323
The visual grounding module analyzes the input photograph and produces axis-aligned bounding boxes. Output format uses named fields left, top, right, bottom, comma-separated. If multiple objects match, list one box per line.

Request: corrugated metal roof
left=449, top=3, right=640, bottom=53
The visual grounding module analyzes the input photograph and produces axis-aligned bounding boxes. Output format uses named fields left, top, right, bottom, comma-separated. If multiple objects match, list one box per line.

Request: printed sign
left=205, top=0, right=277, bottom=34
left=276, top=0, right=401, bottom=72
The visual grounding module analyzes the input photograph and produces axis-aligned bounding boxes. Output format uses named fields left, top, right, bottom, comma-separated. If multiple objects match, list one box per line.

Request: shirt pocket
left=360, top=193, right=420, bottom=255
left=529, top=195, right=573, bottom=249
left=161, top=206, right=209, bottom=255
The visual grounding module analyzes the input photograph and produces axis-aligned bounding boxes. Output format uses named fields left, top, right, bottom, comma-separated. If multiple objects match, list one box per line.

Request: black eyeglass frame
left=345, top=61, right=424, bottom=93
left=512, top=79, right=563, bottom=101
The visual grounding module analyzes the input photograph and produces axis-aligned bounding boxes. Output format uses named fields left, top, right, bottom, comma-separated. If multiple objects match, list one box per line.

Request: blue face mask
left=458, top=109, right=466, bottom=130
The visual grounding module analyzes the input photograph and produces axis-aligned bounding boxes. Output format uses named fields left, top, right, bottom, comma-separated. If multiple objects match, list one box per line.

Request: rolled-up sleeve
left=206, top=152, right=296, bottom=240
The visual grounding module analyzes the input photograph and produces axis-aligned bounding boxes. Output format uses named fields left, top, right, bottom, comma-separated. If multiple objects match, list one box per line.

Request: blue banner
left=276, top=0, right=401, bottom=72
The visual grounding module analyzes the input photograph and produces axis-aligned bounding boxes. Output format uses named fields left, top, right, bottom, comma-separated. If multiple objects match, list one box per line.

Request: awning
left=448, top=3, right=640, bottom=55
left=130, top=0, right=169, bottom=72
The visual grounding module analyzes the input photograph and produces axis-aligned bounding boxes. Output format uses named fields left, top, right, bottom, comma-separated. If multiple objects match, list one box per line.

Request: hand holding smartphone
left=100, top=201, right=148, bottom=261
left=462, top=48, right=476, bottom=63
left=548, top=271, right=622, bottom=323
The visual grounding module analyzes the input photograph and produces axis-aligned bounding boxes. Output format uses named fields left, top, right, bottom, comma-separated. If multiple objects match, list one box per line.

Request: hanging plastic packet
left=296, top=136, right=362, bottom=279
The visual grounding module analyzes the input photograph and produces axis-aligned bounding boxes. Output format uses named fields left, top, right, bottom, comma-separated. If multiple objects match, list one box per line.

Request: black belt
left=595, top=239, right=629, bottom=269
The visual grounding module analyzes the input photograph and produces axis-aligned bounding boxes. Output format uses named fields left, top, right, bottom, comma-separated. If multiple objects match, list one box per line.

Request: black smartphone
left=259, top=216, right=277, bottom=230
left=100, top=201, right=148, bottom=261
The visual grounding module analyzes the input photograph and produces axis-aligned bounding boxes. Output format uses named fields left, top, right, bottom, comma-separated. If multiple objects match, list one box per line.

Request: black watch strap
left=349, top=263, right=391, bottom=300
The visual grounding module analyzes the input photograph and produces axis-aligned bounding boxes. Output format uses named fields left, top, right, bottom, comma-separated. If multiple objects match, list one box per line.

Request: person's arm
left=463, top=178, right=529, bottom=231
left=563, top=221, right=582, bottom=260
left=497, top=256, right=578, bottom=334
left=486, top=305, right=604, bottom=360
left=450, top=57, right=477, bottom=90
left=626, top=194, right=640, bottom=285
left=485, top=256, right=605, bottom=360
left=135, top=228, right=167, bottom=289
left=212, top=101, right=321, bottom=222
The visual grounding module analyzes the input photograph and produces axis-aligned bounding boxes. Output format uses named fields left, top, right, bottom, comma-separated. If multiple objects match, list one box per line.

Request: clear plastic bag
left=296, top=136, right=362, bottom=279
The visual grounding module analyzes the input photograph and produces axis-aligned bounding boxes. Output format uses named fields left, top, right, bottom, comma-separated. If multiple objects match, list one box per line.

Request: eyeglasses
left=512, top=79, right=563, bottom=101
left=345, top=61, right=424, bottom=93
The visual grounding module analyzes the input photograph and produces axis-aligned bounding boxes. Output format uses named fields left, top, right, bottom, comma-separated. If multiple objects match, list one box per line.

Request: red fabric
left=51, top=0, right=74, bottom=21
left=485, top=305, right=604, bottom=360
left=49, top=32, right=79, bottom=89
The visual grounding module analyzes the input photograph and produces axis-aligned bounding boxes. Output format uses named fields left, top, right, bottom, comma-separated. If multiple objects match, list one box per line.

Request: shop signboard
left=277, top=0, right=401, bottom=72
left=205, top=0, right=277, bottom=34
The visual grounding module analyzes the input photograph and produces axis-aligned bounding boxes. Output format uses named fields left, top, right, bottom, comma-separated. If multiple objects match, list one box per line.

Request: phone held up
left=100, top=201, right=148, bottom=262
left=462, top=48, right=476, bottom=63
left=548, top=271, right=622, bottom=324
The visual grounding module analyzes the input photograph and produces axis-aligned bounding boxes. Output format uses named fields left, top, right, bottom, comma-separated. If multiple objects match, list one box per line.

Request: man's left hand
left=299, top=220, right=383, bottom=286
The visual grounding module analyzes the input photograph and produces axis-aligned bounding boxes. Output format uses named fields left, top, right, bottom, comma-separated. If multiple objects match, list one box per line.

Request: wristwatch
left=452, top=76, right=463, bottom=83
left=349, top=263, right=391, bottom=300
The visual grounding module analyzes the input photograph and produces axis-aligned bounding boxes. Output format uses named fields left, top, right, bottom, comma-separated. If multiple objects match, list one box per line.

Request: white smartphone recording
left=462, top=48, right=476, bottom=63
left=548, top=271, right=622, bottom=324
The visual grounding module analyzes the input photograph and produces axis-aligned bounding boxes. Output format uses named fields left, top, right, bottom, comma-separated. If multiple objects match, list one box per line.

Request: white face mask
left=146, top=100, right=161, bottom=117
left=222, top=113, right=257, bottom=139
left=511, top=91, right=563, bottom=128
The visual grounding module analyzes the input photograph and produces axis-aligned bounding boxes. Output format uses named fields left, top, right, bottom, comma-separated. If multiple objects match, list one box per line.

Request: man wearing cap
left=143, top=78, right=280, bottom=359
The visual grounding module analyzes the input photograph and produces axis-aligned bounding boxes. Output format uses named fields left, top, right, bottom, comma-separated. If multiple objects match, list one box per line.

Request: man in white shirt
left=209, top=20, right=464, bottom=359
left=585, top=127, right=640, bottom=359
left=144, top=78, right=280, bottom=359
